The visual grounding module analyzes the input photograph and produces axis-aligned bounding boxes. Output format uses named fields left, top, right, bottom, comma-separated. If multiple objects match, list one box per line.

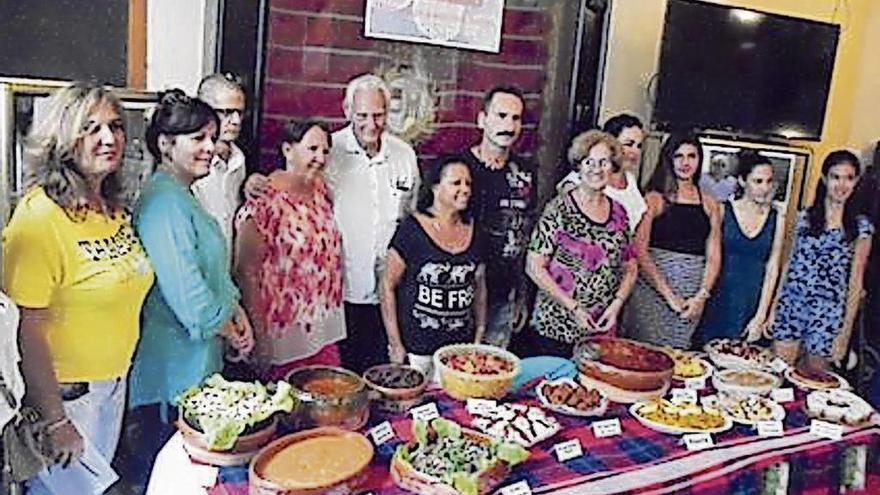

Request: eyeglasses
left=222, top=72, right=243, bottom=85
left=579, top=157, right=612, bottom=170
left=215, top=108, right=244, bottom=118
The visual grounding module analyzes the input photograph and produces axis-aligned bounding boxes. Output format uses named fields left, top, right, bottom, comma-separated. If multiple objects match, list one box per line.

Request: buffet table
left=148, top=385, right=880, bottom=495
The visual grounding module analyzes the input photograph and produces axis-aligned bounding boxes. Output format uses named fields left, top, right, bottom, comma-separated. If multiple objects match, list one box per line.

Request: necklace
left=425, top=211, right=470, bottom=252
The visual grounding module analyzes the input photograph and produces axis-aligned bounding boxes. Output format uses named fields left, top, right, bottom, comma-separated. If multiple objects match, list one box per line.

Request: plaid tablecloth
left=195, top=387, right=880, bottom=495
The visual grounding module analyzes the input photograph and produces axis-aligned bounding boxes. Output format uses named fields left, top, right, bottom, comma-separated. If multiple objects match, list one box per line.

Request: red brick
left=268, top=11, right=306, bottom=47
left=457, top=64, right=545, bottom=93
left=271, top=0, right=364, bottom=17
left=301, top=50, right=330, bottom=79
left=304, top=17, right=335, bottom=46
left=262, top=83, right=345, bottom=119
left=417, top=127, right=481, bottom=156
left=436, top=94, right=542, bottom=125
left=503, top=9, right=547, bottom=37
left=265, top=48, right=303, bottom=80
left=471, top=38, right=546, bottom=65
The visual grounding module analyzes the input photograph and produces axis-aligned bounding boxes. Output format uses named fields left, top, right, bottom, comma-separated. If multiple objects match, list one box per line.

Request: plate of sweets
left=536, top=378, right=608, bottom=417
left=664, top=347, right=713, bottom=382
left=805, top=389, right=876, bottom=426
left=786, top=366, right=849, bottom=391
left=470, top=403, right=560, bottom=447
left=719, top=395, right=786, bottom=425
left=630, top=398, right=732, bottom=435
left=704, top=339, right=773, bottom=370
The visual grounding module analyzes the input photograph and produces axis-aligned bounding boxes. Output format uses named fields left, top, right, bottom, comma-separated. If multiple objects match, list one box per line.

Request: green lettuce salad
left=394, top=418, right=529, bottom=495
left=176, top=374, right=296, bottom=450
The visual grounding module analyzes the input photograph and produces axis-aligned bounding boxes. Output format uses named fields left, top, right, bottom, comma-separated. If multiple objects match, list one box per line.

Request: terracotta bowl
left=574, top=337, right=674, bottom=392
left=362, top=364, right=428, bottom=413
left=249, top=427, right=373, bottom=495
left=177, top=416, right=277, bottom=466
left=285, top=366, right=370, bottom=430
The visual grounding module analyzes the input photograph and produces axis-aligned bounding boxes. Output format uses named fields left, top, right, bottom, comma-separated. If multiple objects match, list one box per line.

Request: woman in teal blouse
left=131, top=89, right=253, bottom=409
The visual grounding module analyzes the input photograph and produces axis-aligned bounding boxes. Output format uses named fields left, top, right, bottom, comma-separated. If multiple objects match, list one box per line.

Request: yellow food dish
left=635, top=399, right=726, bottom=430
left=260, top=432, right=372, bottom=488
left=665, top=348, right=707, bottom=379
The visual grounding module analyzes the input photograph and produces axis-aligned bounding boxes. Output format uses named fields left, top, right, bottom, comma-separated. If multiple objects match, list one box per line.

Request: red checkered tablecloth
left=193, top=387, right=880, bottom=495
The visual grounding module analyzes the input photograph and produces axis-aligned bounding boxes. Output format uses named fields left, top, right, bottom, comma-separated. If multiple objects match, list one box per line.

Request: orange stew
left=303, top=376, right=360, bottom=396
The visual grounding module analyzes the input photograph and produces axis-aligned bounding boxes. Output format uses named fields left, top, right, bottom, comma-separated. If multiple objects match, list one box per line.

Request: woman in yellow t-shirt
left=2, top=84, right=155, bottom=492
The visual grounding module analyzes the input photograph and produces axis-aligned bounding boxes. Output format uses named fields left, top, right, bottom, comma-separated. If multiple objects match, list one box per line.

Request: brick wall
left=259, top=0, right=551, bottom=171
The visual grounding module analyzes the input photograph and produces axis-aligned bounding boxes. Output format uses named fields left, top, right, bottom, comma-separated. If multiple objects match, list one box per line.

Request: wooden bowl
left=249, top=427, right=373, bottom=495
left=575, top=337, right=673, bottom=392
left=362, top=364, right=427, bottom=413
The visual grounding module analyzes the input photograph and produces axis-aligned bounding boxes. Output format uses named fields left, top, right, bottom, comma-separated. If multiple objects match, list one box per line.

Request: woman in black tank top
left=623, top=133, right=722, bottom=349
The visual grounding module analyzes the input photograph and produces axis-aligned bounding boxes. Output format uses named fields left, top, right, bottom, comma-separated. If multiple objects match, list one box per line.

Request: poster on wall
left=364, top=0, right=505, bottom=53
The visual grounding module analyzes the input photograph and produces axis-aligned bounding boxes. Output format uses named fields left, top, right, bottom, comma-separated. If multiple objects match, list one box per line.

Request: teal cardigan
left=129, top=172, right=240, bottom=409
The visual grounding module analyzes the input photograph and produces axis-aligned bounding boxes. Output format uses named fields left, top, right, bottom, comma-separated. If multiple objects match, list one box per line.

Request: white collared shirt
left=325, top=125, right=420, bottom=304
left=191, top=142, right=247, bottom=261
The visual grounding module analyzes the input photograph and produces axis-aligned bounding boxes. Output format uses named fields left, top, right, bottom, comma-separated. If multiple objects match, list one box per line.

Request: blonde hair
left=24, top=83, right=127, bottom=216
left=567, top=130, right=622, bottom=171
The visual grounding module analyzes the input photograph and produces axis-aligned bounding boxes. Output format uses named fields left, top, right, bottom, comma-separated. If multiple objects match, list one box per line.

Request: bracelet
left=43, top=416, right=72, bottom=435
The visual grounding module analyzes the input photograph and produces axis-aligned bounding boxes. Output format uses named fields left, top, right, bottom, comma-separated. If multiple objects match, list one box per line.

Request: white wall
left=146, top=0, right=219, bottom=93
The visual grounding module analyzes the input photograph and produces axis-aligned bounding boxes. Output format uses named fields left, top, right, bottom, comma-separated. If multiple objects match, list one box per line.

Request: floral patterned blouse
left=235, top=179, right=345, bottom=363
left=528, top=192, right=637, bottom=344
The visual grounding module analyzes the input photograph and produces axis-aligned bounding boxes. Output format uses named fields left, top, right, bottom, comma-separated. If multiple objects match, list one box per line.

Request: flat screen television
left=653, top=0, right=840, bottom=141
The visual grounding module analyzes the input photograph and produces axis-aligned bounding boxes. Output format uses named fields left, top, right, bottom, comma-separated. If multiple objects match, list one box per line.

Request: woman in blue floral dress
left=524, top=130, right=638, bottom=357
left=771, top=150, right=873, bottom=370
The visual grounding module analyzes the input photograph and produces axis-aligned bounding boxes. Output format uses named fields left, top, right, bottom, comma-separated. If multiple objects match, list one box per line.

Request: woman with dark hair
left=380, top=156, right=487, bottom=376
left=2, top=84, right=154, bottom=491
left=130, top=89, right=253, bottom=413
left=624, top=133, right=722, bottom=349
left=770, top=150, right=873, bottom=369
left=524, top=131, right=638, bottom=357
left=234, top=120, right=345, bottom=380
left=699, top=151, right=785, bottom=343
left=557, top=113, right=647, bottom=231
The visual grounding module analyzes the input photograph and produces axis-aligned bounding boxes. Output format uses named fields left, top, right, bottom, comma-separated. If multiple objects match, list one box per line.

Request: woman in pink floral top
left=524, top=131, right=639, bottom=357
left=234, top=120, right=345, bottom=379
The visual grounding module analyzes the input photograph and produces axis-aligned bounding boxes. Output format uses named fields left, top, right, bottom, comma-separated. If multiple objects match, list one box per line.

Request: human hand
left=43, top=417, right=83, bottom=468
left=388, top=342, right=406, bottom=364
left=222, top=305, right=255, bottom=356
left=830, top=332, right=850, bottom=367
left=243, top=173, right=270, bottom=201
left=665, top=292, right=685, bottom=313
left=679, top=296, right=706, bottom=321
left=595, top=299, right=623, bottom=333
left=571, top=305, right=597, bottom=332
left=512, top=301, right=529, bottom=333
left=742, top=315, right=765, bottom=342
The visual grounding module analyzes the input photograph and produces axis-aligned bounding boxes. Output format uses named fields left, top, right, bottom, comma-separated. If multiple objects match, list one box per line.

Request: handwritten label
left=685, top=376, right=707, bottom=390
left=592, top=418, right=623, bottom=438
left=369, top=421, right=395, bottom=445
left=466, top=398, right=497, bottom=415
left=671, top=388, right=698, bottom=404
left=770, top=358, right=790, bottom=373
left=810, top=420, right=843, bottom=441
left=409, top=402, right=440, bottom=422
left=554, top=439, right=584, bottom=462
left=771, top=388, right=795, bottom=403
left=499, top=480, right=533, bottom=495
left=683, top=433, right=714, bottom=451
left=700, top=394, right=719, bottom=408
left=757, top=421, right=784, bottom=437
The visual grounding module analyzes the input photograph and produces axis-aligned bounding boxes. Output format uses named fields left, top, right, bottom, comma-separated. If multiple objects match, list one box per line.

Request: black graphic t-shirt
left=390, top=216, right=485, bottom=355
left=461, top=149, right=537, bottom=303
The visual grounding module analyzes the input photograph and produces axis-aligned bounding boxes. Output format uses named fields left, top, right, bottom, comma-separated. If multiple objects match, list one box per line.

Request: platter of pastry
left=630, top=399, right=732, bottom=435
left=469, top=403, right=560, bottom=447
left=719, top=395, right=786, bottom=425
left=786, top=367, right=849, bottom=391
left=536, top=378, right=609, bottom=417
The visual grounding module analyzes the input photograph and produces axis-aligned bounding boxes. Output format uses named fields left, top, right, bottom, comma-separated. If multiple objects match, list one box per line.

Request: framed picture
left=364, top=0, right=505, bottom=53
left=700, top=143, right=799, bottom=206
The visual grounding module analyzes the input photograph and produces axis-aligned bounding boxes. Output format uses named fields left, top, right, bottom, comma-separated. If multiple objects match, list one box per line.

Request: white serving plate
left=536, top=378, right=609, bottom=418
left=785, top=368, right=850, bottom=391
left=712, top=369, right=781, bottom=397
left=719, top=396, right=786, bottom=425
left=629, top=402, right=733, bottom=435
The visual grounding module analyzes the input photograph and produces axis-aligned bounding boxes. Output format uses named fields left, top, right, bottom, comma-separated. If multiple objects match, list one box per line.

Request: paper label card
left=499, top=480, right=532, bottom=495
left=770, top=358, right=790, bottom=373
left=410, top=402, right=440, bottom=422
left=810, top=420, right=843, bottom=441
left=683, top=433, right=714, bottom=451
left=369, top=421, right=395, bottom=445
left=685, top=377, right=707, bottom=390
left=592, top=418, right=623, bottom=438
left=554, top=439, right=584, bottom=462
left=700, top=395, right=719, bottom=408
left=672, top=388, right=698, bottom=404
left=757, top=421, right=784, bottom=437
left=466, top=399, right=497, bottom=415
left=771, top=388, right=795, bottom=403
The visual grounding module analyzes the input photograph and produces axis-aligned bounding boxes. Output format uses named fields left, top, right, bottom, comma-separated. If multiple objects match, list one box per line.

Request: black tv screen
left=654, top=0, right=840, bottom=141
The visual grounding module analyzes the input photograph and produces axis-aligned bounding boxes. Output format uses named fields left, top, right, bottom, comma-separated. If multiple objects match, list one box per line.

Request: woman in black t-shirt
left=381, top=156, right=487, bottom=377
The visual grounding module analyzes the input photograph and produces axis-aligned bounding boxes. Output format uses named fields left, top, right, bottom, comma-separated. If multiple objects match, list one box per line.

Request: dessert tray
left=469, top=403, right=560, bottom=447
left=536, top=378, right=609, bottom=417
left=704, top=339, right=773, bottom=370
left=630, top=399, right=732, bottom=435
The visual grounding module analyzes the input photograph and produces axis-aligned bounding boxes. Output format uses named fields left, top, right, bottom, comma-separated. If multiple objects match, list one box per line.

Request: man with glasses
left=191, top=73, right=247, bottom=260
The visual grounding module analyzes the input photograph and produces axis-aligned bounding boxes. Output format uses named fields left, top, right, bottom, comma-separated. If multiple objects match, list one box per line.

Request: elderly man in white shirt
left=191, top=73, right=248, bottom=260
left=326, top=74, right=420, bottom=373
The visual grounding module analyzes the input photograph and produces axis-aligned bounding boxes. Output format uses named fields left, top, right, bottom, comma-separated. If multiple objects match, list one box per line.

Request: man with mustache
left=459, top=86, right=537, bottom=348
